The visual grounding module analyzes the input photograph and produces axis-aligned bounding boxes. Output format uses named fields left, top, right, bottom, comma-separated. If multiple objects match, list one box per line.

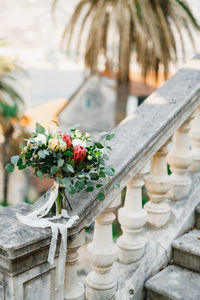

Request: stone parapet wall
left=0, top=55, right=200, bottom=299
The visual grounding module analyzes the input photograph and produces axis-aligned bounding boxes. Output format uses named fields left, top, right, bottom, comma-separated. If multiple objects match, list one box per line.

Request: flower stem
left=66, top=196, right=72, bottom=210
left=58, top=186, right=72, bottom=211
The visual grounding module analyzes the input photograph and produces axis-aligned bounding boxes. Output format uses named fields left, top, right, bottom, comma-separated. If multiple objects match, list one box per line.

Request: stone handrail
left=0, top=54, right=200, bottom=299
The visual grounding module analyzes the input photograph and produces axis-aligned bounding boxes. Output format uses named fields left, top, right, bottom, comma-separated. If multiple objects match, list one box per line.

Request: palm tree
left=53, top=0, right=199, bottom=124
left=0, top=54, right=25, bottom=204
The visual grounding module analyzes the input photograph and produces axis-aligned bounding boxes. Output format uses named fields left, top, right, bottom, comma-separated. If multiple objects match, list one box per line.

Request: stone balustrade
left=0, top=55, right=200, bottom=300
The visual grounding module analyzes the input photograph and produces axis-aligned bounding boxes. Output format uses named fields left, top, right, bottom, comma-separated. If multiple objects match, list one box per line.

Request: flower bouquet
left=6, top=122, right=118, bottom=290
left=6, top=122, right=118, bottom=212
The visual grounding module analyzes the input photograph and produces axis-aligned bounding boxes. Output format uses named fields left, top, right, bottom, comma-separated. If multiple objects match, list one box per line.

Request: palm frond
left=54, top=0, right=200, bottom=83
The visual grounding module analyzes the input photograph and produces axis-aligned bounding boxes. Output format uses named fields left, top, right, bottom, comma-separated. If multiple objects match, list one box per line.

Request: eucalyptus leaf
left=56, top=177, right=63, bottom=184
left=36, top=123, right=45, bottom=134
left=43, top=150, right=50, bottom=155
left=113, top=182, right=120, bottom=190
left=11, top=156, right=19, bottom=164
left=106, top=133, right=115, bottom=141
left=17, top=158, right=23, bottom=167
left=97, top=193, right=105, bottom=201
left=5, top=163, right=14, bottom=173
left=66, top=185, right=76, bottom=194
left=36, top=170, right=43, bottom=179
left=103, top=168, right=115, bottom=176
left=58, top=159, right=64, bottom=167
left=99, top=171, right=106, bottom=178
left=75, top=180, right=85, bottom=190
left=38, top=150, right=46, bottom=159
left=95, top=142, right=104, bottom=149
left=86, top=186, right=94, bottom=192
left=103, top=154, right=109, bottom=160
left=51, top=165, right=58, bottom=175
left=62, top=178, right=71, bottom=186
left=18, top=165, right=26, bottom=170
left=66, top=164, right=74, bottom=173
left=96, top=184, right=103, bottom=188
left=90, top=173, right=99, bottom=180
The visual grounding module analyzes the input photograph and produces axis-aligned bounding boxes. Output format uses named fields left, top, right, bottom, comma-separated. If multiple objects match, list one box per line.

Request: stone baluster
left=190, top=106, right=200, bottom=172
left=167, top=117, right=193, bottom=200
left=64, top=229, right=85, bottom=300
left=144, top=142, right=171, bottom=227
left=86, top=195, right=121, bottom=300
left=117, top=166, right=148, bottom=264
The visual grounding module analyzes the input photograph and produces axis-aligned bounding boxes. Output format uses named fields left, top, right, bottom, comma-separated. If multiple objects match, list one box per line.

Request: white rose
left=34, top=134, right=47, bottom=145
left=59, top=140, right=67, bottom=152
left=72, top=138, right=86, bottom=148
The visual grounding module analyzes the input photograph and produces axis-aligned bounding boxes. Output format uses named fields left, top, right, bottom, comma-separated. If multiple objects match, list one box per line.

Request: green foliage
left=10, top=156, right=19, bottom=164
left=0, top=102, right=18, bottom=119
left=106, top=134, right=115, bottom=141
left=7, top=125, right=119, bottom=202
left=35, top=123, right=45, bottom=134
left=5, top=163, right=14, bottom=172
left=113, top=182, right=120, bottom=190
left=97, top=193, right=105, bottom=201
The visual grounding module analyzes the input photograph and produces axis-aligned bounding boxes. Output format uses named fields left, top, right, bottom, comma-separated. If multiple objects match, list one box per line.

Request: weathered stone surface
left=195, top=204, right=200, bottom=229
left=0, top=56, right=199, bottom=300
left=172, top=229, right=200, bottom=272
left=145, top=265, right=200, bottom=300
left=0, top=56, right=200, bottom=265
left=4, top=260, right=57, bottom=300
left=114, top=173, right=200, bottom=300
left=0, top=283, right=4, bottom=299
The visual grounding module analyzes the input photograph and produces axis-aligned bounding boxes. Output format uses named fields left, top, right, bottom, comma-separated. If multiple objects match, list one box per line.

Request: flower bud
left=85, top=132, right=90, bottom=138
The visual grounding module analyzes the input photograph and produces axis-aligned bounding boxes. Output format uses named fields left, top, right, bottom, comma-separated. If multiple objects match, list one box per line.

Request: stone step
left=196, top=204, right=200, bottom=229
left=145, top=265, right=200, bottom=300
left=172, top=229, right=200, bottom=272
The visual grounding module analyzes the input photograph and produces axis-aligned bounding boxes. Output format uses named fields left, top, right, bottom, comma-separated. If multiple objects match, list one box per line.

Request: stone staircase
left=145, top=204, right=200, bottom=300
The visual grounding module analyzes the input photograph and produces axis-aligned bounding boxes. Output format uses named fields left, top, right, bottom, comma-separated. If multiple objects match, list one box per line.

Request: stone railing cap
left=1, top=54, right=200, bottom=260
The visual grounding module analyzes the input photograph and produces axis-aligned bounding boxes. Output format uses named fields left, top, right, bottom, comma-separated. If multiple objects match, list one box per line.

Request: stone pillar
left=64, top=229, right=85, bottom=300
left=144, top=142, right=171, bottom=227
left=190, top=107, right=200, bottom=172
left=167, top=117, right=193, bottom=200
left=86, top=195, right=120, bottom=300
left=117, top=167, right=147, bottom=264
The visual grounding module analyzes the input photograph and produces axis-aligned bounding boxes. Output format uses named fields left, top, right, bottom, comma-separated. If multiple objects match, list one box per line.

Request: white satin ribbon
left=16, top=182, right=79, bottom=294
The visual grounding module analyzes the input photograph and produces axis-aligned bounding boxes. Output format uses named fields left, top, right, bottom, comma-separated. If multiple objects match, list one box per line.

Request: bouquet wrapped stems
left=56, top=185, right=72, bottom=214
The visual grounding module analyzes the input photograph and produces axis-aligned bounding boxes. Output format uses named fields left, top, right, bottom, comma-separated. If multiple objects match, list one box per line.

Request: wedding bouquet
left=6, top=122, right=118, bottom=212
left=5, top=122, right=119, bottom=290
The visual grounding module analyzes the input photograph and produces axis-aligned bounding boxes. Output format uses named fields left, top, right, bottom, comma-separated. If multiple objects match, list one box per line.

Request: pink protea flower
left=63, top=134, right=72, bottom=148
left=72, top=145, right=86, bottom=162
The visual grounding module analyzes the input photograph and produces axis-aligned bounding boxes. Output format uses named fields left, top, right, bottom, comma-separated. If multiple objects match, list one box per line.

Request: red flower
left=72, top=145, right=86, bottom=162
left=63, top=134, right=72, bottom=148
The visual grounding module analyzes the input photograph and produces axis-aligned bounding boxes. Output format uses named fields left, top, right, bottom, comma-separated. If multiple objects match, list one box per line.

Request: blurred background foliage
left=53, top=0, right=200, bottom=123
left=0, top=44, right=28, bottom=205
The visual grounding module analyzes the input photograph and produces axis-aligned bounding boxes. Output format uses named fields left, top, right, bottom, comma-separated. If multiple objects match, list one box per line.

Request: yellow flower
left=49, top=138, right=59, bottom=151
